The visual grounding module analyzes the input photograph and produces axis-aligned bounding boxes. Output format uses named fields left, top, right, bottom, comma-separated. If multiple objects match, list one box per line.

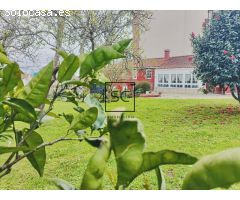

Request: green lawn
left=1, top=98, right=240, bottom=190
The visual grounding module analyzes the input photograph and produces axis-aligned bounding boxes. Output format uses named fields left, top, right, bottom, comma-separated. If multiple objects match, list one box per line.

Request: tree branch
left=0, top=137, right=83, bottom=177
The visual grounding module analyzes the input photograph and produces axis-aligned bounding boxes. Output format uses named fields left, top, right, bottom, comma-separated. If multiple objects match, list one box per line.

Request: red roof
left=130, top=55, right=194, bottom=69
left=160, top=55, right=194, bottom=69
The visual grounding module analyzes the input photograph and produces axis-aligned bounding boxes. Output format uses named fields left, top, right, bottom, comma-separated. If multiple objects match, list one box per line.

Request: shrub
left=135, top=82, right=151, bottom=94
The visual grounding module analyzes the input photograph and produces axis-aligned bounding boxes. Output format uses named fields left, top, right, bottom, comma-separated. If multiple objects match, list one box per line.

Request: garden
left=1, top=98, right=240, bottom=189
left=1, top=10, right=240, bottom=190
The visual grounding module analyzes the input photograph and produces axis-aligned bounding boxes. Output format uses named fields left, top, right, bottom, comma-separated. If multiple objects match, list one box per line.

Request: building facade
left=126, top=49, right=202, bottom=94
left=124, top=11, right=210, bottom=94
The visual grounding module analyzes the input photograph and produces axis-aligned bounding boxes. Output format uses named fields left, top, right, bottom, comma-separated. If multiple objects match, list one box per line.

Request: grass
left=1, top=98, right=240, bottom=189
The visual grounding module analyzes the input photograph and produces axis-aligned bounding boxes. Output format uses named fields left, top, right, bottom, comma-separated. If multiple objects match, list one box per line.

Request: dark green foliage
left=192, top=11, right=240, bottom=102
left=1, top=63, right=21, bottom=98
left=84, top=94, right=106, bottom=130
left=69, top=107, right=98, bottom=131
left=23, top=131, right=46, bottom=177
left=135, top=82, right=151, bottom=94
left=80, top=39, right=131, bottom=78
left=0, top=51, right=12, bottom=65
left=17, top=61, right=53, bottom=107
left=58, top=54, right=80, bottom=83
left=108, top=115, right=145, bottom=188
left=3, top=98, right=37, bottom=122
left=85, top=137, right=103, bottom=148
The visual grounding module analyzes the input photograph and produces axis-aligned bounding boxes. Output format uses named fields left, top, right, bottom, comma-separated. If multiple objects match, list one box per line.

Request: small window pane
left=146, top=69, right=152, bottom=79
left=171, top=74, right=176, bottom=83
left=158, top=74, right=163, bottom=83
left=164, top=74, right=169, bottom=83
left=177, top=74, right=183, bottom=83
left=192, top=74, right=197, bottom=83
left=185, top=74, right=191, bottom=83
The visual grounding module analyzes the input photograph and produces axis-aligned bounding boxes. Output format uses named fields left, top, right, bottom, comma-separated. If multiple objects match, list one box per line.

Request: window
left=158, top=74, right=169, bottom=87
left=185, top=74, right=191, bottom=88
left=185, top=74, right=191, bottom=83
left=170, top=74, right=177, bottom=87
left=163, top=74, right=169, bottom=87
left=191, top=74, right=198, bottom=88
left=171, top=74, right=176, bottom=83
left=132, top=69, right=137, bottom=79
left=177, top=74, right=183, bottom=83
left=177, top=74, right=183, bottom=87
left=158, top=74, right=163, bottom=83
left=192, top=74, right=197, bottom=84
left=157, top=72, right=199, bottom=89
left=146, top=69, right=152, bottom=79
left=164, top=74, right=169, bottom=83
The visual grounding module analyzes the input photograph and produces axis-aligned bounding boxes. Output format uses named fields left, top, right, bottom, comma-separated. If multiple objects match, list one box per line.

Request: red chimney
left=164, top=49, right=170, bottom=60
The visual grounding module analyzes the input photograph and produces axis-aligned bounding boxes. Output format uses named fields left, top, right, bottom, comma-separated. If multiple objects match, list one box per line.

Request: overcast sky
left=140, top=10, right=208, bottom=58
left=19, top=10, right=208, bottom=75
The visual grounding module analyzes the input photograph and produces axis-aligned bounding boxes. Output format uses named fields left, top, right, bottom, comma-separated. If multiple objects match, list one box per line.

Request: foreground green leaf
left=0, top=44, right=7, bottom=55
left=54, top=49, right=69, bottom=59
left=0, top=117, right=11, bottom=134
left=62, top=113, right=74, bottom=124
left=2, top=63, right=21, bottom=96
left=69, top=107, right=98, bottom=131
left=85, top=137, right=103, bottom=148
left=182, top=148, right=240, bottom=190
left=112, top=39, right=132, bottom=53
left=0, top=104, right=5, bottom=117
left=108, top=115, right=145, bottom=188
left=3, top=98, right=37, bottom=122
left=23, top=131, right=46, bottom=177
left=17, top=61, right=53, bottom=107
left=46, top=112, right=60, bottom=118
left=80, top=42, right=128, bottom=78
left=58, top=54, right=80, bottom=83
left=84, top=94, right=106, bottom=130
left=139, top=150, right=198, bottom=174
left=81, top=139, right=111, bottom=190
left=0, top=52, right=12, bottom=65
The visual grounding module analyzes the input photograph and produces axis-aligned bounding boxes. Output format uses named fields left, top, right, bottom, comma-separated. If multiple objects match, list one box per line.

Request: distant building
left=125, top=49, right=201, bottom=94
left=119, top=11, right=212, bottom=94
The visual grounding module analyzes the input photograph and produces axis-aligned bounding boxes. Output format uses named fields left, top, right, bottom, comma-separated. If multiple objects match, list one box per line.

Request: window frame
left=157, top=72, right=199, bottom=89
left=145, top=69, right=152, bottom=79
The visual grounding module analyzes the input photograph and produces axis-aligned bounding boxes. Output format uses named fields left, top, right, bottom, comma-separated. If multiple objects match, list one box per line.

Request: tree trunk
left=53, top=16, right=65, bottom=79
left=231, top=85, right=240, bottom=103
left=220, top=85, right=225, bottom=95
left=40, top=16, right=65, bottom=112
left=90, top=36, right=95, bottom=51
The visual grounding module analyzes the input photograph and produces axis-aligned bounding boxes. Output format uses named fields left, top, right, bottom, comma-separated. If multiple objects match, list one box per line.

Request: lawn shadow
left=184, top=104, right=240, bottom=126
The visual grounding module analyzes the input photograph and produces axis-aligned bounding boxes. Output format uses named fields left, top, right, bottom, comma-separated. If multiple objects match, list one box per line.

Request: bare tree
left=0, top=10, right=152, bottom=73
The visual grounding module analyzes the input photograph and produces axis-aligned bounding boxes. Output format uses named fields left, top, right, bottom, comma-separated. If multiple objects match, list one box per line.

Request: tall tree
left=191, top=10, right=240, bottom=102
